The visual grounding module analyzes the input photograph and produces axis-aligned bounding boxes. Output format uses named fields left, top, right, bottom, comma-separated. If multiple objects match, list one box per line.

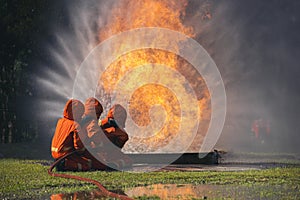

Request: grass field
left=1, top=159, right=300, bottom=199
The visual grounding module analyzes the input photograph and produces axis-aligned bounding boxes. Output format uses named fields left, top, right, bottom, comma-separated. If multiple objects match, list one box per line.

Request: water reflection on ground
left=49, top=183, right=295, bottom=199
left=50, top=189, right=126, bottom=200
left=49, top=184, right=220, bottom=200
left=126, top=184, right=217, bottom=199
left=125, top=184, right=297, bottom=199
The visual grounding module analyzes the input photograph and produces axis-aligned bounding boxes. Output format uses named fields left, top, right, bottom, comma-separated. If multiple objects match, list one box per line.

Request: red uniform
left=251, top=118, right=271, bottom=141
left=51, top=99, right=95, bottom=171
left=251, top=120, right=260, bottom=139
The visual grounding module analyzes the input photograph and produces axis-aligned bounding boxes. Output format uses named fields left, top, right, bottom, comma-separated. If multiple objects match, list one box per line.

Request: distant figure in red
left=251, top=118, right=270, bottom=143
left=251, top=120, right=260, bottom=139
left=51, top=99, right=105, bottom=171
left=99, top=104, right=129, bottom=149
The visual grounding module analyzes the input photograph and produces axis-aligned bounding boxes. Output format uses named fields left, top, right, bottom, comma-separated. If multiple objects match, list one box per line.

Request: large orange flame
left=97, top=0, right=211, bottom=152
left=100, top=0, right=194, bottom=40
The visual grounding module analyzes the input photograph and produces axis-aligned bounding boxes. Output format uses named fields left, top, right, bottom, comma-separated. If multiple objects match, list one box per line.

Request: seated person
left=51, top=99, right=105, bottom=171
left=99, top=104, right=129, bottom=149
left=82, top=98, right=132, bottom=170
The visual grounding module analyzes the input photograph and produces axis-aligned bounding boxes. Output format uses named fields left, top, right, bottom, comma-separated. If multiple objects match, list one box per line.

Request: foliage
left=0, top=0, right=51, bottom=143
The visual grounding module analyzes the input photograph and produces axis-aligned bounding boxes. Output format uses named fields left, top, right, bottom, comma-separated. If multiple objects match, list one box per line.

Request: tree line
left=0, top=0, right=53, bottom=143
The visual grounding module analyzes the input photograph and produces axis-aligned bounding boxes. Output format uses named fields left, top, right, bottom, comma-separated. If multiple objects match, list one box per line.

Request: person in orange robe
left=82, top=98, right=132, bottom=170
left=99, top=104, right=129, bottom=149
left=51, top=99, right=93, bottom=171
left=79, top=97, right=109, bottom=170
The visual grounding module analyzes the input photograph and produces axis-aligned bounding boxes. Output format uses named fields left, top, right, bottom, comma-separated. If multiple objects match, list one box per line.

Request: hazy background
left=192, top=0, right=300, bottom=153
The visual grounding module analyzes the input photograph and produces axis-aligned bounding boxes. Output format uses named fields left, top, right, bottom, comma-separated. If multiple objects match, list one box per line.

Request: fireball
left=95, top=0, right=211, bottom=152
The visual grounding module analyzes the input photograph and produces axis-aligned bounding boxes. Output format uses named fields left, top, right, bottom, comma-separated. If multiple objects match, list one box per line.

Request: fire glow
left=95, top=0, right=211, bottom=152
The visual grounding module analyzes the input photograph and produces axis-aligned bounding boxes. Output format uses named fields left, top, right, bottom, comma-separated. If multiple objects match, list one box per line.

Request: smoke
left=37, top=0, right=116, bottom=119
left=185, top=0, right=300, bottom=153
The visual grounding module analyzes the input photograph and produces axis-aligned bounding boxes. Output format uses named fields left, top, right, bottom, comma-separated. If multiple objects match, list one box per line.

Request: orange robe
left=83, top=98, right=132, bottom=170
left=51, top=99, right=105, bottom=171
left=100, top=104, right=129, bottom=148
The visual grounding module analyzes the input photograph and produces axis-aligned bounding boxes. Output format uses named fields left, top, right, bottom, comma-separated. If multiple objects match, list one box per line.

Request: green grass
left=0, top=159, right=300, bottom=199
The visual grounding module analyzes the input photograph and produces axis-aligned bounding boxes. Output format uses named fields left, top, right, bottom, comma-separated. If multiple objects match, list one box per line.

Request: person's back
left=51, top=99, right=85, bottom=159
left=79, top=97, right=111, bottom=170
left=51, top=99, right=104, bottom=171
left=82, top=99, right=132, bottom=170
left=100, top=104, right=129, bottom=149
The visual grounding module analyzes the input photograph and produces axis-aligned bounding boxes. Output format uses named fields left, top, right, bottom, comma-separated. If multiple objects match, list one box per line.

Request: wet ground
left=49, top=183, right=299, bottom=200
left=125, top=183, right=298, bottom=200
left=130, top=151, right=300, bottom=172
left=46, top=152, right=300, bottom=199
left=130, top=163, right=265, bottom=172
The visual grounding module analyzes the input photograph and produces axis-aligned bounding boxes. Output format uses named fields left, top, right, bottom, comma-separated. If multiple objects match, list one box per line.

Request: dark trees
left=0, top=0, right=49, bottom=143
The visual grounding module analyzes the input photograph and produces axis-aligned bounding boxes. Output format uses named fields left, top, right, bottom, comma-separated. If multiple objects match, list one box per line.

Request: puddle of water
left=125, top=184, right=217, bottom=200
left=48, top=184, right=297, bottom=200
left=125, top=184, right=297, bottom=199
left=48, top=185, right=215, bottom=200
left=49, top=189, right=126, bottom=200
